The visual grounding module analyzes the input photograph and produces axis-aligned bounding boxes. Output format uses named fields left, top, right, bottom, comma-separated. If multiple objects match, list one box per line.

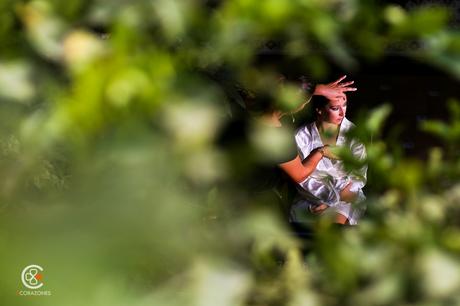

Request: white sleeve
left=295, top=127, right=313, bottom=161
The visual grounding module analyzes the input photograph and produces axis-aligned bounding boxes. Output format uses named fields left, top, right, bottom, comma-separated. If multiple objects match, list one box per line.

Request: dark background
left=333, top=55, right=458, bottom=159
left=214, top=0, right=460, bottom=159
left=346, top=1, right=460, bottom=158
left=243, top=51, right=459, bottom=159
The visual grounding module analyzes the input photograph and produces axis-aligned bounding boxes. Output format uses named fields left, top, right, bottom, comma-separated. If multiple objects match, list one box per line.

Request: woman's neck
left=317, top=121, right=339, bottom=132
left=316, top=120, right=340, bottom=145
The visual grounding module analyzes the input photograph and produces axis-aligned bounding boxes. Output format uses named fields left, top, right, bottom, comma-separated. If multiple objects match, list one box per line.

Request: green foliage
left=0, top=1, right=459, bottom=306
left=421, top=99, right=460, bottom=144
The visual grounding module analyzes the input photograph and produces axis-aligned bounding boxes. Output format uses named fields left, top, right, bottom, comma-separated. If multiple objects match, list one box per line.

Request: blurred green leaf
left=365, top=104, right=392, bottom=136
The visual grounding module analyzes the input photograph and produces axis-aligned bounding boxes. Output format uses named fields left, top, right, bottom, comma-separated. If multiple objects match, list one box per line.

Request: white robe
left=293, top=118, right=367, bottom=225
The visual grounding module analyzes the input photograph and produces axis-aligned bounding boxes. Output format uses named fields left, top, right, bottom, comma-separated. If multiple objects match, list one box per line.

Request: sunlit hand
left=308, top=203, right=329, bottom=214
left=314, top=75, right=357, bottom=100
left=322, top=145, right=340, bottom=160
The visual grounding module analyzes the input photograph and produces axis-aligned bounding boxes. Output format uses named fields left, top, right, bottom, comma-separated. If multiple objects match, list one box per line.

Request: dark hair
left=235, top=84, right=273, bottom=114
left=310, top=95, right=330, bottom=117
left=235, top=53, right=315, bottom=114
left=236, top=74, right=312, bottom=115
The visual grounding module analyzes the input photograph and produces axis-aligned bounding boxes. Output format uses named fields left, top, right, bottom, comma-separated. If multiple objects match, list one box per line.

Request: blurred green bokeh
left=0, top=1, right=459, bottom=305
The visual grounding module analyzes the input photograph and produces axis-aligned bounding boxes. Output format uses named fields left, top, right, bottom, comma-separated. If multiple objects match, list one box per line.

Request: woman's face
left=319, top=96, right=347, bottom=125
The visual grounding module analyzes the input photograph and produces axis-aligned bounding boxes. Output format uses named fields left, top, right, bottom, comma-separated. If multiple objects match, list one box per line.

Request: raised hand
left=314, top=75, right=357, bottom=100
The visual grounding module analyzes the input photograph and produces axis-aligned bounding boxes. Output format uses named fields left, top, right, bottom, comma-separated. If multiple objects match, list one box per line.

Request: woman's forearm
left=302, top=147, right=325, bottom=171
left=278, top=148, right=324, bottom=184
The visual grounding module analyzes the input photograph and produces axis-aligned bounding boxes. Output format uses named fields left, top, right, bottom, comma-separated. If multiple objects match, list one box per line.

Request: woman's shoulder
left=295, top=121, right=316, bottom=136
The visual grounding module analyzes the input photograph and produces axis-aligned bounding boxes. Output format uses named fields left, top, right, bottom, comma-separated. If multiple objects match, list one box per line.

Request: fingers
left=332, top=77, right=357, bottom=91
left=332, top=75, right=347, bottom=85
left=338, top=80, right=354, bottom=87
left=309, top=203, right=329, bottom=214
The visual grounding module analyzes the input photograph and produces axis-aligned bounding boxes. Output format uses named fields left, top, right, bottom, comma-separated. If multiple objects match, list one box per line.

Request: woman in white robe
left=292, top=95, right=367, bottom=225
